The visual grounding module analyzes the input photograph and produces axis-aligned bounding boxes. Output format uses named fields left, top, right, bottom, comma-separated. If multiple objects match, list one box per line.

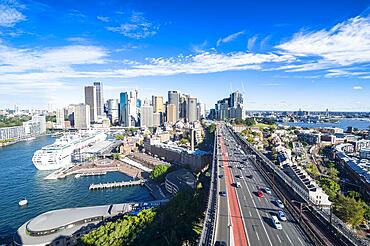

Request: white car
left=264, top=187, right=272, bottom=195
left=275, top=199, right=284, bottom=209
left=278, top=211, right=287, bottom=221
left=271, top=215, right=283, bottom=230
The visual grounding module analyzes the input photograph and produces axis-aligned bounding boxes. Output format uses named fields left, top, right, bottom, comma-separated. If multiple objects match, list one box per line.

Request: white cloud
left=97, top=16, right=110, bottom=22
left=352, top=86, right=363, bottom=90
left=247, top=35, right=258, bottom=51
left=217, top=30, right=245, bottom=46
left=0, top=3, right=25, bottom=27
left=66, top=37, right=89, bottom=42
left=276, top=15, right=370, bottom=67
left=106, top=11, right=159, bottom=39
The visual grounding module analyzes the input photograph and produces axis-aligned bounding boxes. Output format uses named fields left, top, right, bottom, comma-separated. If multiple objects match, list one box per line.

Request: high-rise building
left=152, top=96, right=164, bottom=113
left=120, top=90, right=139, bottom=127
left=213, top=91, right=245, bottom=120
left=153, top=112, right=161, bottom=127
left=56, top=108, right=65, bottom=128
left=31, top=115, right=46, bottom=133
left=180, top=94, right=189, bottom=120
left=166, top=104, right=177, bottom=124
left=230, top=90, right=243, bottom=108
left=168, top=91, right=180, bottom=121
left=73, top=104, right=90, bottom=129
left=84, top=86, right=97, bottom=123
left=140, top=99, right=153, bottom=128
left=187, top=97, right=198, bottom=123
left=197, top=102, right=206, bottom=120
left=93, top=82, right=104, bottom=117
left=107, top=99, right=119, bottom=124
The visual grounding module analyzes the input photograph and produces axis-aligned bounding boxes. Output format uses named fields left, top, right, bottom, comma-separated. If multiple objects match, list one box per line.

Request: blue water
left=280, top=118, right=370, bottom=130
left=0, top=136, right=153, bottom=238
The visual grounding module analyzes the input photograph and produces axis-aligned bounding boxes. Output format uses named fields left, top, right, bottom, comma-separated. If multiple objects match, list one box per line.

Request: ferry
left=32, top=131, right=107, bottom=170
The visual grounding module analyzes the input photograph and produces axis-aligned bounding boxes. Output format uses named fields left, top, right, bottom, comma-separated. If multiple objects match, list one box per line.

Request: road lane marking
left=249, top=211, right=252, bottom=217
left=255, top=230, right=260, bottom=240
left=220, top=137, right=249, bottom=246
left=297, top=236, right=304, bottom=245
left=285, top=233, right=293, bottom=244
left=276, top=234, right=282, bottom=243
left=241, top=169, right=273, bottom=246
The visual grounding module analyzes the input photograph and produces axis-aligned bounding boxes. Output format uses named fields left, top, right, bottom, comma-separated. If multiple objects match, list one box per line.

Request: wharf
left=44, top=159, right=148, bottom=180
left=89, top=179, right=146, bottom=190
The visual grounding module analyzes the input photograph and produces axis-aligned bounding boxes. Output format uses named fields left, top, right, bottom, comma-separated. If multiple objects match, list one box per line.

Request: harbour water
left=280, top=118, right=370, bottom=130
left=0, top=135, right=153, bottom=239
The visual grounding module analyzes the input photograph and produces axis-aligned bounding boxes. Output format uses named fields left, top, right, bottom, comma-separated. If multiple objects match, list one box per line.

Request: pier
left=89, top=179, right=146, bottom=190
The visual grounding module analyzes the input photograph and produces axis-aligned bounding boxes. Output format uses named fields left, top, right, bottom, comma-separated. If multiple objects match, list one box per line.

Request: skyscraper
left=120, top=90, right=139, bottom=127
left=180, top=94, right=189, bottom=120
left=230, top=90, right=243, bottom=108
left=197, top=102, right=206, bottom=120
left=166, top=104, right=177, bottom=124
left=93, top=82, right=104, bottom=116
left=187, top=97, right=198, bottom=123
left=84, top=86, right=97, bottom=123
left=56, top=108, right=65, bottom=128
left=74, top=104, right=90, bottom=129
left=152, top=95, right=164, bottom=113
left=168, top=91, right=180, bottom=121
left=140, top=99, right=154, bottom=128
left=107, top=99, right=119, bottom=124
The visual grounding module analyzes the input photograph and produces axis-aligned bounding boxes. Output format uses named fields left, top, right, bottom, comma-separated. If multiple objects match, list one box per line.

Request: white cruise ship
left=32, top=131, right=107, bottom=170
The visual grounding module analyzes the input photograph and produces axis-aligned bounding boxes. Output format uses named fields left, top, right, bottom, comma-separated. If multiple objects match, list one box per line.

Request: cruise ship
left=32, top=131, right=107, bottom=170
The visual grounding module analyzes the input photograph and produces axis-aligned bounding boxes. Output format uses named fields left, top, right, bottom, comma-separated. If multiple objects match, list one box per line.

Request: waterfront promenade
left=45, top=159, right=149, bottom=180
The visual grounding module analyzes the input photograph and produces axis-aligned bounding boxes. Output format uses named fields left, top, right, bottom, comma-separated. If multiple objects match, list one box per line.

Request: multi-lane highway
left=214, top=125, right=313, bottom=246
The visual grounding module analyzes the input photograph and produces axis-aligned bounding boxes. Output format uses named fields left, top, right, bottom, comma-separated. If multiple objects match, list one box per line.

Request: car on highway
left=271, top=215, right=283, bottom=230
left=235, top=174, right=241, bottom=179
left=264, top=187, right=272, bottom=195
left=214, top=241, right=227, bottom=246
left=278, top=211, right=287, bottom=221
left=257, top=190, right=264, bottom=197
left=219, top=191, right=226, bottom=197
left=247, top=174, right=253, bottom=179
left=275, top=199, right=284, bottom=209
left=234, top=182, right=241, bottom=188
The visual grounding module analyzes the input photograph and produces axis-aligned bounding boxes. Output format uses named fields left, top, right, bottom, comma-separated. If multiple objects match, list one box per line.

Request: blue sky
left=0, top=0, right=369, bottom=111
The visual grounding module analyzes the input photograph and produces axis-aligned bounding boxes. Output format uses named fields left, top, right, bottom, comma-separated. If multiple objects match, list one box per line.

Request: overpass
left=199, top=124, right=312, bottom=246
left=199, top=123, right=368, bottom=246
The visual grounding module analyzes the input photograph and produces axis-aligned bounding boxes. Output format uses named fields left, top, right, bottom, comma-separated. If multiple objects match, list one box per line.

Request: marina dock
left=89, top=179, right=146, bottom=190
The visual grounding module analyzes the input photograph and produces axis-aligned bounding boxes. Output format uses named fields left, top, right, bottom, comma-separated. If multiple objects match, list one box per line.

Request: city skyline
left=0, top=0, right=369, bottom=111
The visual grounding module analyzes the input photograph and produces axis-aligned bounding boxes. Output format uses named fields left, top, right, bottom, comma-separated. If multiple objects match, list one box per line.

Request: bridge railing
left=198, top=127, right=219, bottom=246
left=230, top=127, right=368, bottom=246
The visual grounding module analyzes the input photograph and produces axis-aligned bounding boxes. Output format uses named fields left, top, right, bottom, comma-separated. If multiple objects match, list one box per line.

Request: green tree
left=115, top=135, right=125, bottom=140
left=320, top=178, right=340, bottom=201
left=149, top=164, right=170, bottom=182
left=305, top=163, right=321, bottom=178
left=334, top=195, right=365, bottom=228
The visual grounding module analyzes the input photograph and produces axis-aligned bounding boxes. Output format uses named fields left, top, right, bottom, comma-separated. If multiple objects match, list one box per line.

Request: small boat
left=19, top=198, right=28, bottom=206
